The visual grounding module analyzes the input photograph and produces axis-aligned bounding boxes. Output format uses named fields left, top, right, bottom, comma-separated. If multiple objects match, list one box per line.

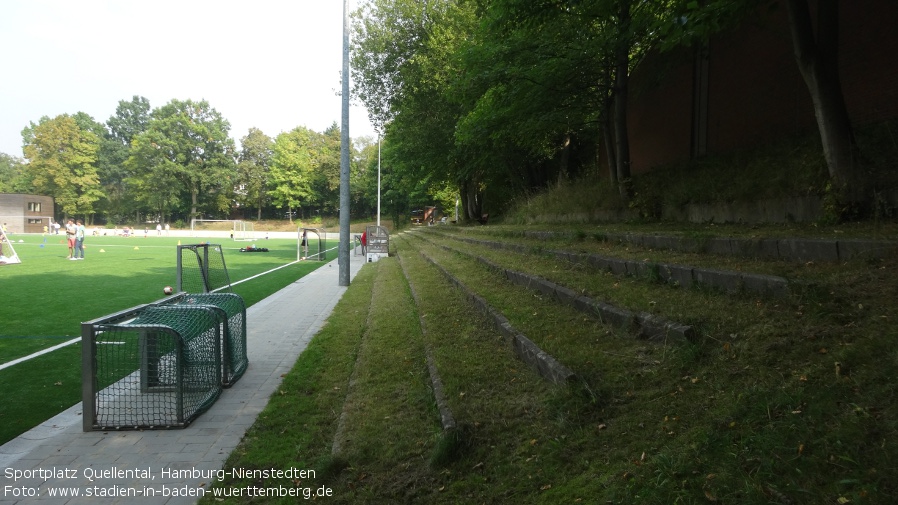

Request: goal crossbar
left=189, top=219, right=256, bottom=241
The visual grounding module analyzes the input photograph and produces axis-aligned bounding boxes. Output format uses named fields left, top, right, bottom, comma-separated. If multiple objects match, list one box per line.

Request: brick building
left=0, top=193, right=55, bottom=233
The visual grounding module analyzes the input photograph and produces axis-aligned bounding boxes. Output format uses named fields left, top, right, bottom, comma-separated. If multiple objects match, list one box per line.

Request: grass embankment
left=207, top=223, right=896, bottom=504
left=0, top=234, right=333, bottom=445
left=505, top=120, right=898, bottom=224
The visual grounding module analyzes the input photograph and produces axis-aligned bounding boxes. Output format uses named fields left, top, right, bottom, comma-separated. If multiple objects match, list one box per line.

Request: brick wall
left=625, top=0, right=898, bottom=175
left=0, top=193, right=55, bottom=233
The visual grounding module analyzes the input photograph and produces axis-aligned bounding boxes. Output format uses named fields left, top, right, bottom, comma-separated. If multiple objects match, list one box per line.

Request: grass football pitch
left=0, top=232, right=334, bottom=445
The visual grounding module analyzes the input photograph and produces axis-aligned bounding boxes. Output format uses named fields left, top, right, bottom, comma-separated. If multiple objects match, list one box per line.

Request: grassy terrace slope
left=207, top=223, right=897, bottom=505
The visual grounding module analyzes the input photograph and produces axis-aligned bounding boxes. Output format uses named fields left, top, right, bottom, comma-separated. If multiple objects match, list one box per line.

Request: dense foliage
left=9, top=97, right=379, bottom=227
left=350, top=0, right=870, bottom=221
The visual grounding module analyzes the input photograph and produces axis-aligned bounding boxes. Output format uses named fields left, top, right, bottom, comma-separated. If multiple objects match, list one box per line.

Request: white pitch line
left=0, top=337, right=81, bottom=372
left=2, top=255, right=328, bottom=368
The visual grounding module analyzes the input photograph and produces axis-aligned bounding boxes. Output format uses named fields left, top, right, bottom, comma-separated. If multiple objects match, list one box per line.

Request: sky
left=0, top=0, right=376, bottom=157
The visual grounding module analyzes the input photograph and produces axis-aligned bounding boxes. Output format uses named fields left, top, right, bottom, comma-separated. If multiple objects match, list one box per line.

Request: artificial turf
left=0, top=231, right=334, bottom=444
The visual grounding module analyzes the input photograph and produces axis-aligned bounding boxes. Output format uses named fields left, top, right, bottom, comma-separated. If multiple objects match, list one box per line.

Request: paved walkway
left=1, top=253, right=366, bottom=504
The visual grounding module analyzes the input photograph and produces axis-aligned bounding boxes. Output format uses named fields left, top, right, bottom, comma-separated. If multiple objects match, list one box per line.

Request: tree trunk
left=613, top=0, right=633, bottom=201
left=785, top=0, right=863, bottom=207
left=460, top=178, right=483, bottom=222
left=603, top=94, right=618, bottom=186
left=558, top=134, right=571, bottom=183
left=191, top=189, right=199, bottom=221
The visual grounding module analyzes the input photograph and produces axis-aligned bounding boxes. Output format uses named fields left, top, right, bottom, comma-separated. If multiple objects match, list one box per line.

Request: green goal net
left=82, top=245, right=248, bottom=431
left=157, top=292, right=248, bottom=387
left=177, top=243, right=232, bottom=293
left=82, top=305, right=223, bottom=430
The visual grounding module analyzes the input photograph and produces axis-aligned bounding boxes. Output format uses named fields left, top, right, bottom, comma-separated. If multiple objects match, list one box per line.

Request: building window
left=28, top=202, right=42, bottom=212
left=28, top=219, right=43, bottom=224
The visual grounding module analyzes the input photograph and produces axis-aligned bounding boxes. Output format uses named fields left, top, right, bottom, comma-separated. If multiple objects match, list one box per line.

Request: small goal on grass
left=177, top=243, right=232, bottom=294
left=298, top=227, right=326, bottom=261
left=0, top=232, right=21, bottom=265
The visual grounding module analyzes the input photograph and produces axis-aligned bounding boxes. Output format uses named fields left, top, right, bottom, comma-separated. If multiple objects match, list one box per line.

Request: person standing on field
left=73, top=219, right=86, bottom=260
left=301, top=230, right=308, bottom=259
left=65, top=219, right=76, bottom=259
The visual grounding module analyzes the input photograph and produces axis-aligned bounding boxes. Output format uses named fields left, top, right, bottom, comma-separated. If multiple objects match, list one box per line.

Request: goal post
left=189, top=219, right=256, bottom=241
left=232, top=220, right=256, bottom=241
left=177, top=243, right=232, bottom=294
left=298, top=227, right=326, bottom=261
left=0, top=230, right=21, bottom=265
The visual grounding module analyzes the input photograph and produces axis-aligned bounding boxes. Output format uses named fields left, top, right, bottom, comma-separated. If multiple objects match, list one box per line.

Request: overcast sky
left=0, top=0, right=375, bottom=157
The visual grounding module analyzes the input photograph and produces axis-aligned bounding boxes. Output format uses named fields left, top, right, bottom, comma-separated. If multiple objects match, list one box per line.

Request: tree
left=658, top=0, right=864, bottom=214
left=0, top=153, right=27, bottom=192
left=310, top=123, right=342, bottom=215
left=784, top=0, right=861, bottom=208
left=107, top=96, right=151, bottom=146
left=476, top=0, right=671, bottom=200
left=102, top=96, right=151, bottom=222
left=351, top=136, right=380, bottom=219
left=128, top=99, right=236, bottom=221
left=352, top=0, right=476, bottom=220
left=269, top=127, right=317, bottom=221
left=22, top=115, right=103, bottom=218
left=236, top=128, right=274, bottom=220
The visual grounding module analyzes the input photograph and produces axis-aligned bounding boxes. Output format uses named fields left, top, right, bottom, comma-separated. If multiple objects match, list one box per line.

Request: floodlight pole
left=338, top=0, right=351, bottom=286
left=377, top=135, right=381, bottom=227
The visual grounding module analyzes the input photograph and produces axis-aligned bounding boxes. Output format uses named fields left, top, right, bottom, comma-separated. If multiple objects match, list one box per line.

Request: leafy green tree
left=269, top=127, right=317, bottom=221
left=310, top=124, right=342, bottom=215
left=352, top=0, right=477, bottom=220
left=236, top=127, right=274, bottom=220
left=473, top=0, right=670, bottom=200
left=102, top=96, right=151, bottom=222
left=352, top=136, right=380, bottom=219
left=22, top=115, right=103, bottom=219
left=127, top=99, right=236, bottom=221
left=0, top=153, right=28, bottom=192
